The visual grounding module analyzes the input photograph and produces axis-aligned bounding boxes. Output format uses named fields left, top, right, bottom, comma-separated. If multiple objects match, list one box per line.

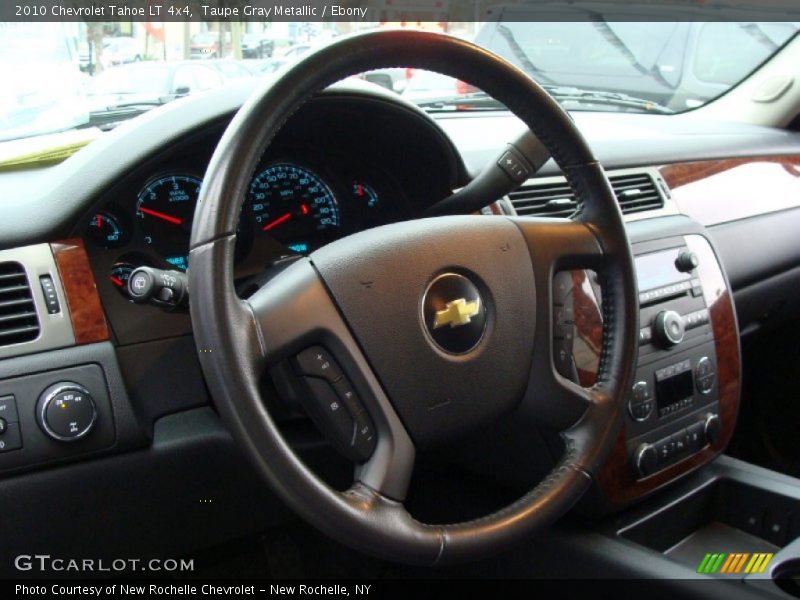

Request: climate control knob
left=634, top=443, right=659, bottom=478
left=695, top=356, right=716, bottom=394
left=703, top=413, right=721, bottom=445
left=36, top=383, right=97, bottom=442
left=654, top=310, right=685, bottom=348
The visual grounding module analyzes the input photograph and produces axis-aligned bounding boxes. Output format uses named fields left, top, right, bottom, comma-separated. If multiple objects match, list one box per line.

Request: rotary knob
left=634, top=443, right=658, bottom=478
left=703, top=413, right=721, bottom=445
left=654, top=310, right=685, bottom=348
left=36, top=383, right=97, bottom=442
left=675, top=251, right=699, bottom=273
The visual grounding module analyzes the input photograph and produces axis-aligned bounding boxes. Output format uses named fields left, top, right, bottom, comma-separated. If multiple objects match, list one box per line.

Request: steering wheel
left=190, top=30, right=638, bottom=565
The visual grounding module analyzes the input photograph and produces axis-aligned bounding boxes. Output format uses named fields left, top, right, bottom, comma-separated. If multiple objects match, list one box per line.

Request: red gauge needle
left=109, top=276, right=124, bottom=287
left=96, top=214, right=102, bottom=228
left=138, top=206, right=182, bottom=225
left=262, top=212, right=292, bottom=231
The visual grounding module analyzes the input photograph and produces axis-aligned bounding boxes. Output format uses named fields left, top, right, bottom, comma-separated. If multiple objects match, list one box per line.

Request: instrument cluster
left=85, top=159, right=407, bottom=295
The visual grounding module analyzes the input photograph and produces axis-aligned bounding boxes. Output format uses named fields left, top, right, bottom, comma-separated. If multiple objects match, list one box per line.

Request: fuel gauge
left=109, top=254, right=151, bottom=298
left=87, top=210, right=128, bottom=248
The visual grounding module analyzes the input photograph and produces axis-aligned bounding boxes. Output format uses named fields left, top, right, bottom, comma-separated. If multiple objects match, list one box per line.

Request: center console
left=627, top=240, right=721, bottom=479
left=562, top=217, right=741, bottom=513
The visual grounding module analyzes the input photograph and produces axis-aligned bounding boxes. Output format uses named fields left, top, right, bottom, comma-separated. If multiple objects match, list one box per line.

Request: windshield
left=89, top=65, right=169, bottom=96
left=0, top=15, right=797, bottom=146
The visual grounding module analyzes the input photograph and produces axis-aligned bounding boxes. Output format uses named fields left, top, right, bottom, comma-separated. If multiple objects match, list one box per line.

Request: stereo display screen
left=635, top=248, right=692, bottom=291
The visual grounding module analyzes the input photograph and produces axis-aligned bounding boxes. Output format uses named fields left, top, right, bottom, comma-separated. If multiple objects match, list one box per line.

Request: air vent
left=509, top=170, right=665, bottom=217
left=0, top=262, right=40, bottom=347
left=608, top=172, right=664, bottom=214
left=508, top=180, right=578, bottom=217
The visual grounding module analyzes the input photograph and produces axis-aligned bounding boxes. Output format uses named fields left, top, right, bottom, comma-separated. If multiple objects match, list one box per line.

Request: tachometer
left=135, top=174, right=201, bottom=271
left=248, top=163, right=339, bottom=251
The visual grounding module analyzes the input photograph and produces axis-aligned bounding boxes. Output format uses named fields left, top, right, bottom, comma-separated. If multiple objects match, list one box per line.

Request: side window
left=172, top=66, right=195, bottom=93
left=190, top=65, right=224, bottom=91
left=694, top=22, right=798, bottom=85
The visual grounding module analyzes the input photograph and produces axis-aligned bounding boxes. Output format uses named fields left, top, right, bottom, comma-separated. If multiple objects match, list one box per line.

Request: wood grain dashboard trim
left=595, top=235, right=740, bottom=509
left=659, top=156, right=800, bottom=226
left=50, top=238, right=109, bottom=345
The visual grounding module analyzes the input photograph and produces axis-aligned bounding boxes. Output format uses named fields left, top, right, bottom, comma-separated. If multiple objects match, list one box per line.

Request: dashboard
left=77, top=91, right=461, bottom=345
left=0, top=74, right=799, bottom=576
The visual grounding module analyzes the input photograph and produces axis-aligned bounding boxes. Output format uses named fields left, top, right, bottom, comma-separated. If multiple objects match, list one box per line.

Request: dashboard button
left=0, top=421, right=22, bottom=453
left=0, top=395, right=19, bottom=423
left=687, top=422, right=705, bottom=451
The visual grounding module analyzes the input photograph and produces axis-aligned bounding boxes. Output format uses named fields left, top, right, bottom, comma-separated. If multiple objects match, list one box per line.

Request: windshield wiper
left=414, top=92, right=505, bottom=112
left=541, top=85, right=675, bottom=114
left=415, top=87, right=673, bottom=114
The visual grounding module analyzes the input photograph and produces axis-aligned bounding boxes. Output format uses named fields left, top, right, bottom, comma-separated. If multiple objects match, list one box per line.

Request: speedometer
left=248, top=163, right=339, bottom=252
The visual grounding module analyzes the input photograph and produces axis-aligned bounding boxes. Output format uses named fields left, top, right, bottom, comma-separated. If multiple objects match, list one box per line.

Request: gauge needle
left=96, top=215, right=102, bottom=228
left=109, top=276, right=124, bottom=287
left=138, top=206, right=182, bottom=225
left=262, top=212, right=292, bottom=231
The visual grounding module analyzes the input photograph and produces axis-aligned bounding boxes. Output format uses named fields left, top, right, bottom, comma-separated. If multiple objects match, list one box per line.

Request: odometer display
left=248, top=163, right=339, bottom=249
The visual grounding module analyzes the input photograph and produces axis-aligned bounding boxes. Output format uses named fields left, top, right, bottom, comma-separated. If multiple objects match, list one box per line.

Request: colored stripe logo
left=697, top=552, right=773, bottom=574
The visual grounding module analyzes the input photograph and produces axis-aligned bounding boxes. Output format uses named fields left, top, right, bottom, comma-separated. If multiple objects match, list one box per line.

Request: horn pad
left=311, top=216, right=536, bottom=447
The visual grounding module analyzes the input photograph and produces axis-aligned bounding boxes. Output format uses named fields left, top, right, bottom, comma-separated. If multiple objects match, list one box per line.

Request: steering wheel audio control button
left=294, top=346, right=343, bottom=383
left=302, top=376, right=374, bottom=463
left=36, top=383, right=97, bottom=442
left=303, top=377, right=355, bottom=450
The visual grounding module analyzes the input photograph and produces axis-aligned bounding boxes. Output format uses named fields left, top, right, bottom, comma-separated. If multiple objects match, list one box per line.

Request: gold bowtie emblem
left=433, top=298, right=481, bottom=329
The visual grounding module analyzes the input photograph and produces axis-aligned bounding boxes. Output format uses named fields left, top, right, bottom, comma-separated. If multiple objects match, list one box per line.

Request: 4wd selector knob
left=654, top=310, right=685, bottom=348
left=36, top=383, right=97, bottom=442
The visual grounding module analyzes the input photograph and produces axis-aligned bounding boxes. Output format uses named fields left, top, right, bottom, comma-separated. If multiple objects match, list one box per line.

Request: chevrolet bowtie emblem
left=433, top=298, right=481, bottom=329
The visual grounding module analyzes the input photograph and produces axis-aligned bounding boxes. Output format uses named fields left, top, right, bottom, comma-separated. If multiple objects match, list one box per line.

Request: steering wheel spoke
left=245, top=258, right=416, bottom=501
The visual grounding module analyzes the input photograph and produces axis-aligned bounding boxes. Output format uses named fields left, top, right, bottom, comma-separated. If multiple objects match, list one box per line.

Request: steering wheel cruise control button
left=36, top=383, right=97, bottom=442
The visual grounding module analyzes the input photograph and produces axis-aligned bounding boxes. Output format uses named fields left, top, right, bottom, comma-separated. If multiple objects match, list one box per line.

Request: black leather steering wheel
left=190, top=30, right=638, bottom=565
